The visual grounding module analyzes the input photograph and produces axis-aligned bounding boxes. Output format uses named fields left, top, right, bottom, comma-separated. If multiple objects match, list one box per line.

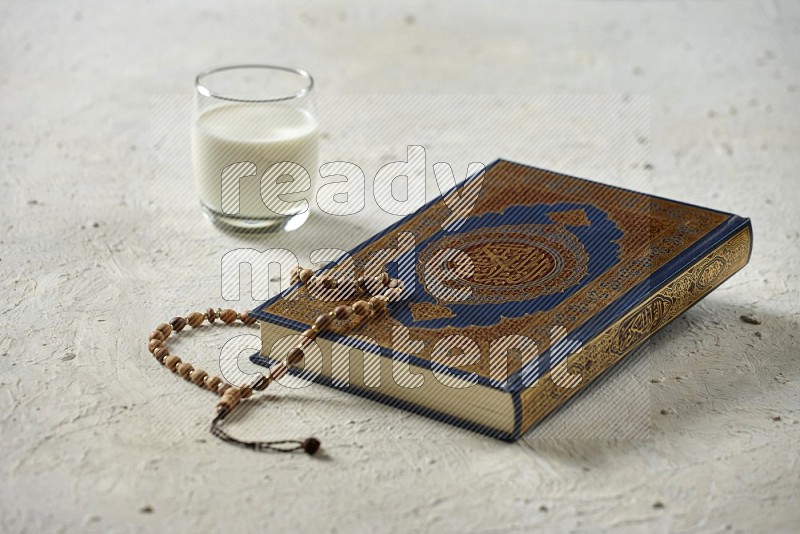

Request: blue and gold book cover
left=252, top=159, right=752, bottom=439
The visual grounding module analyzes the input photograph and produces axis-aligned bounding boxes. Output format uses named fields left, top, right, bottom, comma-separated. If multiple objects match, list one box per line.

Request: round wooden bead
left=289, top=265, right=301, bottom=282
left=352, top=301, right=370, bottom=316
left=302, top=437, right=321, bottom=455
left=153, top=347, right=169, bottom=362
left=334, top=305, right=353, bottom=320
left=169, top=316, right=187, bottom=332
left=388, top=279, right=400, bottom=288
left=147, top=339, right=162, bottom=354
left=164, top=355, right=182, bottom=371
left=217, top=390, right=239, bottom=412
left=386, top=287, right=403, bottom=300
left=319, top=275, right=337, bottom=289
left=287, top=347, right=304, bottom=365
left=355, top=276, right=368, bottom=294
left=186, top=312, right=204, bottom=328
left=269, top=362, right=288, bottom=380
left=301, top=328, right=317, bottom=341
left=252, top=375, right=270, bottom=391
left=240, top=386, right=253, bottom=399
left=240, top=311, right=257, bottom=325
left=148, top=330, right=165, bottom=342
left=176, top=362, right=193, bottom=379
left=314, top=313, right=333, bottom=331
left=222, top=387, right=242, bottom=404
left=206, top=307, right=217, bottom=323
left=156, top=323, right=173, bottom=337
left=191, top=368, right=208, bottom=386
left=219, top=309, right=237, bottom=324
left=380, top=272, right=391, bottom=286
left=369, top=296, right=387, bottom=313
left=206, top=375, right=223, bottom=392
left=299, top=268, right=314, bottom=283
left=298, top=330, right=316, bottom=348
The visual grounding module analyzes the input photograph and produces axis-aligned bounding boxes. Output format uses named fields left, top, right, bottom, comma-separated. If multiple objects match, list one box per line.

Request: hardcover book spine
left=515, top=220, right=753, bottom=437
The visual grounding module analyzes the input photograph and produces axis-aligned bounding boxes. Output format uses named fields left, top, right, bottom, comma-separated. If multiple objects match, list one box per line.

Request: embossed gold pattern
left=547, top=208, right=592, bottom=227
left=518, top=226, right=752, bottom=433
left=410, top=302, right=454, bottom=322
left=469, top=242, right=556, bottom=286
left=417, top=222, right=589, bottom=305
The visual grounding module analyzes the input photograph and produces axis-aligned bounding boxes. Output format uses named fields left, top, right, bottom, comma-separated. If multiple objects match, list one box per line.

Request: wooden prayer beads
left=147, top=267, right=403, bottom=454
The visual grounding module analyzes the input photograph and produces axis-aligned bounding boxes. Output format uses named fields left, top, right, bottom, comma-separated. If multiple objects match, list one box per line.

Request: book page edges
left=258, top=322, right=517, bottom=438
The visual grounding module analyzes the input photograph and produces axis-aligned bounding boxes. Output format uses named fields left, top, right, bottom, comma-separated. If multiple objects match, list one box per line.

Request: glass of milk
left=192, top=65, right=318, bottom=232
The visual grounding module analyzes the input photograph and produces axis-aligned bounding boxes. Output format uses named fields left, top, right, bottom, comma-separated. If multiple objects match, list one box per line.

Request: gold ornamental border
left=518, top=225, right=752, bottom=434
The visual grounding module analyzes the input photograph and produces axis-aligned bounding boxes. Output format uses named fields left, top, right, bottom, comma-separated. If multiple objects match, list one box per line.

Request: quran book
left=250, top=159, right=752, bottom=440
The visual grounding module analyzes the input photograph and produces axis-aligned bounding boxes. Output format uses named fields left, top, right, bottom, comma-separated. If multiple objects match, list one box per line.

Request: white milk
left=192, top=104, right=318, bottom=219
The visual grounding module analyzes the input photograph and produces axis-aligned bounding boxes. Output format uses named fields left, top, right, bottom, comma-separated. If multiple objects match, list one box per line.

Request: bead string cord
left=147, top=267, right=403, bottom=455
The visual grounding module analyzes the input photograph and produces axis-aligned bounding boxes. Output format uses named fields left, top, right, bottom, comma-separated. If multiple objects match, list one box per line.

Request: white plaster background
left=1, top=1, right=798, bottom=532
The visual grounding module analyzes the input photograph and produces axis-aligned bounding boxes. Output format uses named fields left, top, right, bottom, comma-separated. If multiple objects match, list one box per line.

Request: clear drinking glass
left=192, top=65, right=318, bottom=232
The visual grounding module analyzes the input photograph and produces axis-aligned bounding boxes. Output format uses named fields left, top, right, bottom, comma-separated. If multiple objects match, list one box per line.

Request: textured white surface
left=1, top=1, right=799, bottom=532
